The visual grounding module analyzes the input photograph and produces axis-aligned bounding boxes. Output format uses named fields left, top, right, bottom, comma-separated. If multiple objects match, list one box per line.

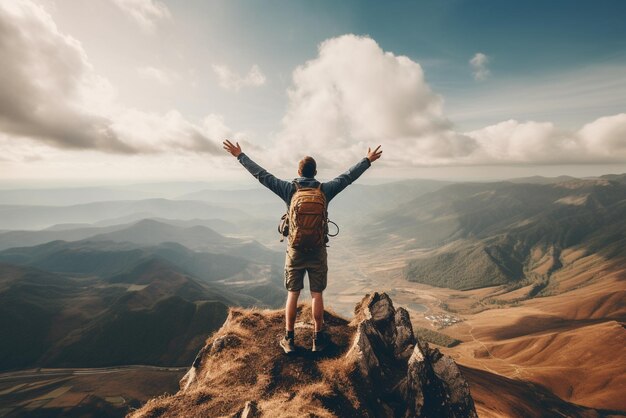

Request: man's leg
left=285, top=290, right=300, bottom=332
left=281, top=248, right=305, bottom=353
left=310, top=247, right=327, bottom=333
left=309, top=247, right=329, bottom=352
left=284, top=247, right=305, bottom=334
left=311, top=291, right=324, bottom=332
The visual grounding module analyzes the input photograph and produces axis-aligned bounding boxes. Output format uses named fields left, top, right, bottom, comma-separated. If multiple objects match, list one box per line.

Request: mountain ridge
left=363, top=178, right=626, bottom=291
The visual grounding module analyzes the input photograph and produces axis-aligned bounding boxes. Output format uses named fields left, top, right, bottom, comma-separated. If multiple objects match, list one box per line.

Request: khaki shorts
left=284, top=246, right=328, bottom=293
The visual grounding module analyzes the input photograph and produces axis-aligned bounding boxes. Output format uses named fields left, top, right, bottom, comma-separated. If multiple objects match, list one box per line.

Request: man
left=223, top=139, right=382, bottom=353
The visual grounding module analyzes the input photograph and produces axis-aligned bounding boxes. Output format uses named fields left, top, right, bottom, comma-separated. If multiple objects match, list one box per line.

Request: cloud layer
left=0, top=1, right=235, bottom=157
left=1, top=3, right=625, bottom=173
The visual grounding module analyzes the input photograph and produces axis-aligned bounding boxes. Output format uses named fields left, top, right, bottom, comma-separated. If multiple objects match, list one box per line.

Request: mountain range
left=362, top=175, right=626, bottom=291
left=0, top=220, right=284, bottom=371
left=1, top=174, right=625, bottom=416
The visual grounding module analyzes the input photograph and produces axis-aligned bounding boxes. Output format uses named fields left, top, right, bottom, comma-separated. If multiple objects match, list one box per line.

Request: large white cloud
left=467, top=114, right=626, bottom=164
left=578, top=113, right=626, bottom=158
left=276, top=35, right=477, bottom=167
left=275, top=35, right=626, bottom=167
left=0, top=0, right=235, bottom=157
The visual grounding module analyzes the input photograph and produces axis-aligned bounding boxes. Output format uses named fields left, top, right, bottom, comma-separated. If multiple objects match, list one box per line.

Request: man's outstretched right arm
left=223, top=140, right=292, bottom=203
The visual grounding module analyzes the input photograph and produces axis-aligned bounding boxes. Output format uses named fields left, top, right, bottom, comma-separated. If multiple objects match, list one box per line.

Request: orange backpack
left=285, top=183, right=328, bottom=250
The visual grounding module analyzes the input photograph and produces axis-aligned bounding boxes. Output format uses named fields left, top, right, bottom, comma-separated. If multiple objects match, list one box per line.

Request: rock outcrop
left=129, top=292, right=477, bottom=417
left=346, top=293, right=477, bottom=417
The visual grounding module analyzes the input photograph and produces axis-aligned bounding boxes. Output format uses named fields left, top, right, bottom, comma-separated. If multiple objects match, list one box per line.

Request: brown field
left=0, top=367, right=185, bottom=417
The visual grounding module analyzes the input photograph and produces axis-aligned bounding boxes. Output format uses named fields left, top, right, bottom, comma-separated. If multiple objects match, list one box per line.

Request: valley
left=327, top=229, right=626, bottom=416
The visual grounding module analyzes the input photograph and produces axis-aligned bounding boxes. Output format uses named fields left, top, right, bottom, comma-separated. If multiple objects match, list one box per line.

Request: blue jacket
left=237, top=153, right=371, bottom=206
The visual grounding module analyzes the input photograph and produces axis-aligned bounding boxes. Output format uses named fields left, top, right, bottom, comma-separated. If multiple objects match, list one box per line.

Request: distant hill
left=0, top=235, right=282, bottom=288
left=0, top=263, right=77, bottom=369
left=0, top=217, right=287, bottom=321
left=93, top=214, right=240, bottom=233
left=0, top=218, right=241, bottom=251
left=0, top=261, right=234, bottom=370
left=363, top=178, right=626, bottom=290
left=0, top=199, right=250, bottom=230
left=0, top=221, right=133, bottom=251
left=86, top=219, right=235, bottom=249
left=600, top=173, right=626, bottom=183
left=505, top=175, right=578, bottom=184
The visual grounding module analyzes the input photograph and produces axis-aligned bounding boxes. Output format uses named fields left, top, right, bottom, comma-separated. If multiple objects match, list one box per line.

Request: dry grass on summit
left=129, top=303, right=362, bottom=418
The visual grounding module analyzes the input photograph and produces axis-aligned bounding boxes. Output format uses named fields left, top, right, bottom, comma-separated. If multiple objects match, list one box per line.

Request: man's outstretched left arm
left=223, top=140, right=292, bottom=203
left=323, top=145, right=383, bottom=202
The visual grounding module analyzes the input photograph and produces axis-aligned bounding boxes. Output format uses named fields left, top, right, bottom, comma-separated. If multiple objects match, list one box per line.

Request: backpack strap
left=293, top=181, right=301, bottom=191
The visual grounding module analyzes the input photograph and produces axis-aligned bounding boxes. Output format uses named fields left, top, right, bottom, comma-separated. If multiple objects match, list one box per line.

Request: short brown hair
left=298, top=156, right=316, bottom=178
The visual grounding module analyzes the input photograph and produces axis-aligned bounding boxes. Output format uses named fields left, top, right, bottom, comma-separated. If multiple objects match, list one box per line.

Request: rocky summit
left=129, top=292, right=477, bottom=417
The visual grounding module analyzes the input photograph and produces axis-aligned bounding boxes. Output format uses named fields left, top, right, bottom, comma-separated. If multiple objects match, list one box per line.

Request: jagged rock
left=362, top=291, right=395, bottom=323
left=431, top=351, right=477, bottom=417
left=129, top=292, right=477, bottom=418
left=404, top=345, right=427, bottom=417
left=346, top=320, right=383, bottom=378
left=394, top=307, right=416, bottom=359
left=348, top=292, right=478, bottom=418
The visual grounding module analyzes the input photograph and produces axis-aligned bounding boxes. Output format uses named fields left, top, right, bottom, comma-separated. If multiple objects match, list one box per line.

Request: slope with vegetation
left=363, top=177, right=626, bottom=291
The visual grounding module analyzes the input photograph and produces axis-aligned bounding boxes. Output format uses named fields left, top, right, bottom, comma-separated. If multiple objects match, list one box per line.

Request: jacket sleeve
left=237, top=153, right=293, bottom=204
left=322, top=157, right=371, bottom=202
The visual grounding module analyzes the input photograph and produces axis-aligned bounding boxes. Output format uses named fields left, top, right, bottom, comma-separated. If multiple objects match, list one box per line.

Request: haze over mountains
left=0, top=178, right=453, bottom=378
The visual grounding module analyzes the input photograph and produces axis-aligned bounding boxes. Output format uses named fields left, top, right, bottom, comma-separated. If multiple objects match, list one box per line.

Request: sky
left=1, top=0, right=625, bottom=186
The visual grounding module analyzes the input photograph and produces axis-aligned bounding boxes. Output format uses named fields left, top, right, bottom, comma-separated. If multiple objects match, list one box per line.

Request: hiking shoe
left=279, top=335, right=295, bottom=354
left=312, top=330, right=331, bottom=352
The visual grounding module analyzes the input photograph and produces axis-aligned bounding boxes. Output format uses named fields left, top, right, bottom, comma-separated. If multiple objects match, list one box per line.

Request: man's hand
left=367, top=145, right=382, bottom=163
left=223, top=139, right=242, bottom=158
